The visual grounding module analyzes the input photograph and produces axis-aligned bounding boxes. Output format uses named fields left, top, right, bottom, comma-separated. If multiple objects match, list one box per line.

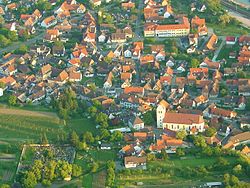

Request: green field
left=116, top=156, right=239, bottom=187
left=0, top=113, right=64, bottom=142
left=67, top=118, right=97, bottom=135
left=208, top=23, right=250, bottom=36
left=0, top=107, right=99, bottom=185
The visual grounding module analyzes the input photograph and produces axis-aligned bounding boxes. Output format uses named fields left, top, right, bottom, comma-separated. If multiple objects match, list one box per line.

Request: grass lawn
left=67, top=118, right=97, bottom=135
left=92, top=170, right=107, bottom=188
left=80, top=77, right=104, bottom=87
left=89, top=150, right=116, bottom=162
left=208, top=23, right=250, bottom=36
left=216, top=44, right=239, bottom=67
left=116, top=156, right=239, bottom=187
left=82, top=174, right=93, bottom=188
left=0, top=161, right=17, bottom=184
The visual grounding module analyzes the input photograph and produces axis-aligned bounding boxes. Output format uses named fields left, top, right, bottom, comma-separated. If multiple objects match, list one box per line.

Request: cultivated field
left=0, top=107, right=65, bottom=184
left=0, top=107, right=64, bottom=142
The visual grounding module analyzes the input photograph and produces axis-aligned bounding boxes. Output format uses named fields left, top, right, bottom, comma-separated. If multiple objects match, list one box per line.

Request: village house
left=223, top=132, right=250, bottom=149
left=206, top=105, right=237, bottom=119
left=191, top=16, right=208, bottom=36
left=204, top=34, right=218, bottom=52
left=41, top=16, right=57, bottom=28
left=128, top=116, right=145, bottom=130
left=240, top=118, right=250, bottom=129
left=124, top=156, right=146, bottom=169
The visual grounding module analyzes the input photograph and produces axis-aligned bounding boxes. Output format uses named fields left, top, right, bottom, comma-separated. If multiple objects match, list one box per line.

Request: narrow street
left=134, top=0, right=144, bottom=83
left=134, top=0, right=144, bottom=39
left=0, top=31, right=45, bottom=56
left=212, top=36, right=226, bottom=61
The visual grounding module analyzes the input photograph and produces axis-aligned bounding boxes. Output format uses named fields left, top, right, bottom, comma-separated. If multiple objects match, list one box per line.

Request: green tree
left=57, top=160, right=72, bottom=179
left=14, top=44, right=28, bottom=54
left=220, top=88, right=228, bottom=97
left=230, top=175, right=240, bottom=186
left=206, top=0, right=222, bottom=14
left=92, top=99, right=102, bottom=110
left=0, top=34, right=11, bottom=47
left=233, top=164, right=242, bottom=175
left=0, top=15, right=5, bottom=26
left=91, top=162, right=99, bottom=173
left=58, top=107, right=69, bottom=120
left=107, top=161, right=116, bottom=169
left=8, top=31, right=18, bottom=41
left=77, top=141, right=88, bottom=151
left=83, top=131, right=95, bottom=144
left=0, top=184, right=10, bottom=188
left=204, top=127, right=216, bottom=137
left=223, top=173, right=231, bottom=187
left=176, top=130, right=187, bottom=140
left=70, top=131, right=80, bottom=147
left=143, top=111, right=155, bottom=125
left=20, top=29, right=30, bottom=41
left=100, top=129, right=110, bottom=140
left=95, top=112, right=109, bottom=128
left=176, top=148, right=185, bottom=157
left=54, top=41, right=64, bottom=48
left=88, top=106, right=97, bottom=117
left=106, top=161, right=115, bottom=187
left=23, top=171, right=37, bottom=188
left=147, top=153, right=156, bottom=161
left=190, top=58, right=200, bottom=68
left=202, top=146, right=213, bottom=156
left=237, top=70, right=246, bottom=78
left=41, top=179, right=51, bottom=187
left=219, top=14, right=231, bottom=26
left=110, top=131, right=123, bottom=142
left=44, top=160, right=57, bottom=180
left=32, top=160, right=43, bottom=180
left=72, top=164, right=82, bottom=177
left=36, top=0, right=52, bottom=11
left=8, top=95, right=17, bottom=106
left=193, top=135, right=207, bottom=148
left=216, top=157, right=229, bottom=170
left=0, top=81, right=5, bottom=89
left=161, top=149, right=168, bottom=160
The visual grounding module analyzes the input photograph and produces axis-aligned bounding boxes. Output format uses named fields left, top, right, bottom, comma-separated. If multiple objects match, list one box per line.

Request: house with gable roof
left=129, top=116, right=145, bottom=130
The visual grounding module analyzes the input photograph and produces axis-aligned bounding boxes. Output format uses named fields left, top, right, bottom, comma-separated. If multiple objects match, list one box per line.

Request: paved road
left=212, top=36, right=226, bottom=61
left=134, top=0, right=144, bottom=83
left=0, top=29, right=45, bottom=56
left=134, top=0, right=144, bottom=39
left=221, top=0, right=250, bottom=18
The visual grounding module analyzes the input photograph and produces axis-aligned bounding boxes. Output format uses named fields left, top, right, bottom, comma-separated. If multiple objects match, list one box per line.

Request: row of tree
left=20, top=160, right=82, bottom=188
left=105, top=161, right=116, bottom=187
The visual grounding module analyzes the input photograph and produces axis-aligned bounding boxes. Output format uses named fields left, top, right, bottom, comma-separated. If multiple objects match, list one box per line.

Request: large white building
left=156, top=100, right=169, bottom=128
left=162, top=112, right=205, bottom=132
left=144, top=17, right=190, bottom=38
left=157, top=101, right=205, bottom=132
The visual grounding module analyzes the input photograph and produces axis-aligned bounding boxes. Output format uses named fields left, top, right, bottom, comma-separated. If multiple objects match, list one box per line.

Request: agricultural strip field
left=0, top=107, right=65, bottom=142
left=0, top=107, right=65, bottom=184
